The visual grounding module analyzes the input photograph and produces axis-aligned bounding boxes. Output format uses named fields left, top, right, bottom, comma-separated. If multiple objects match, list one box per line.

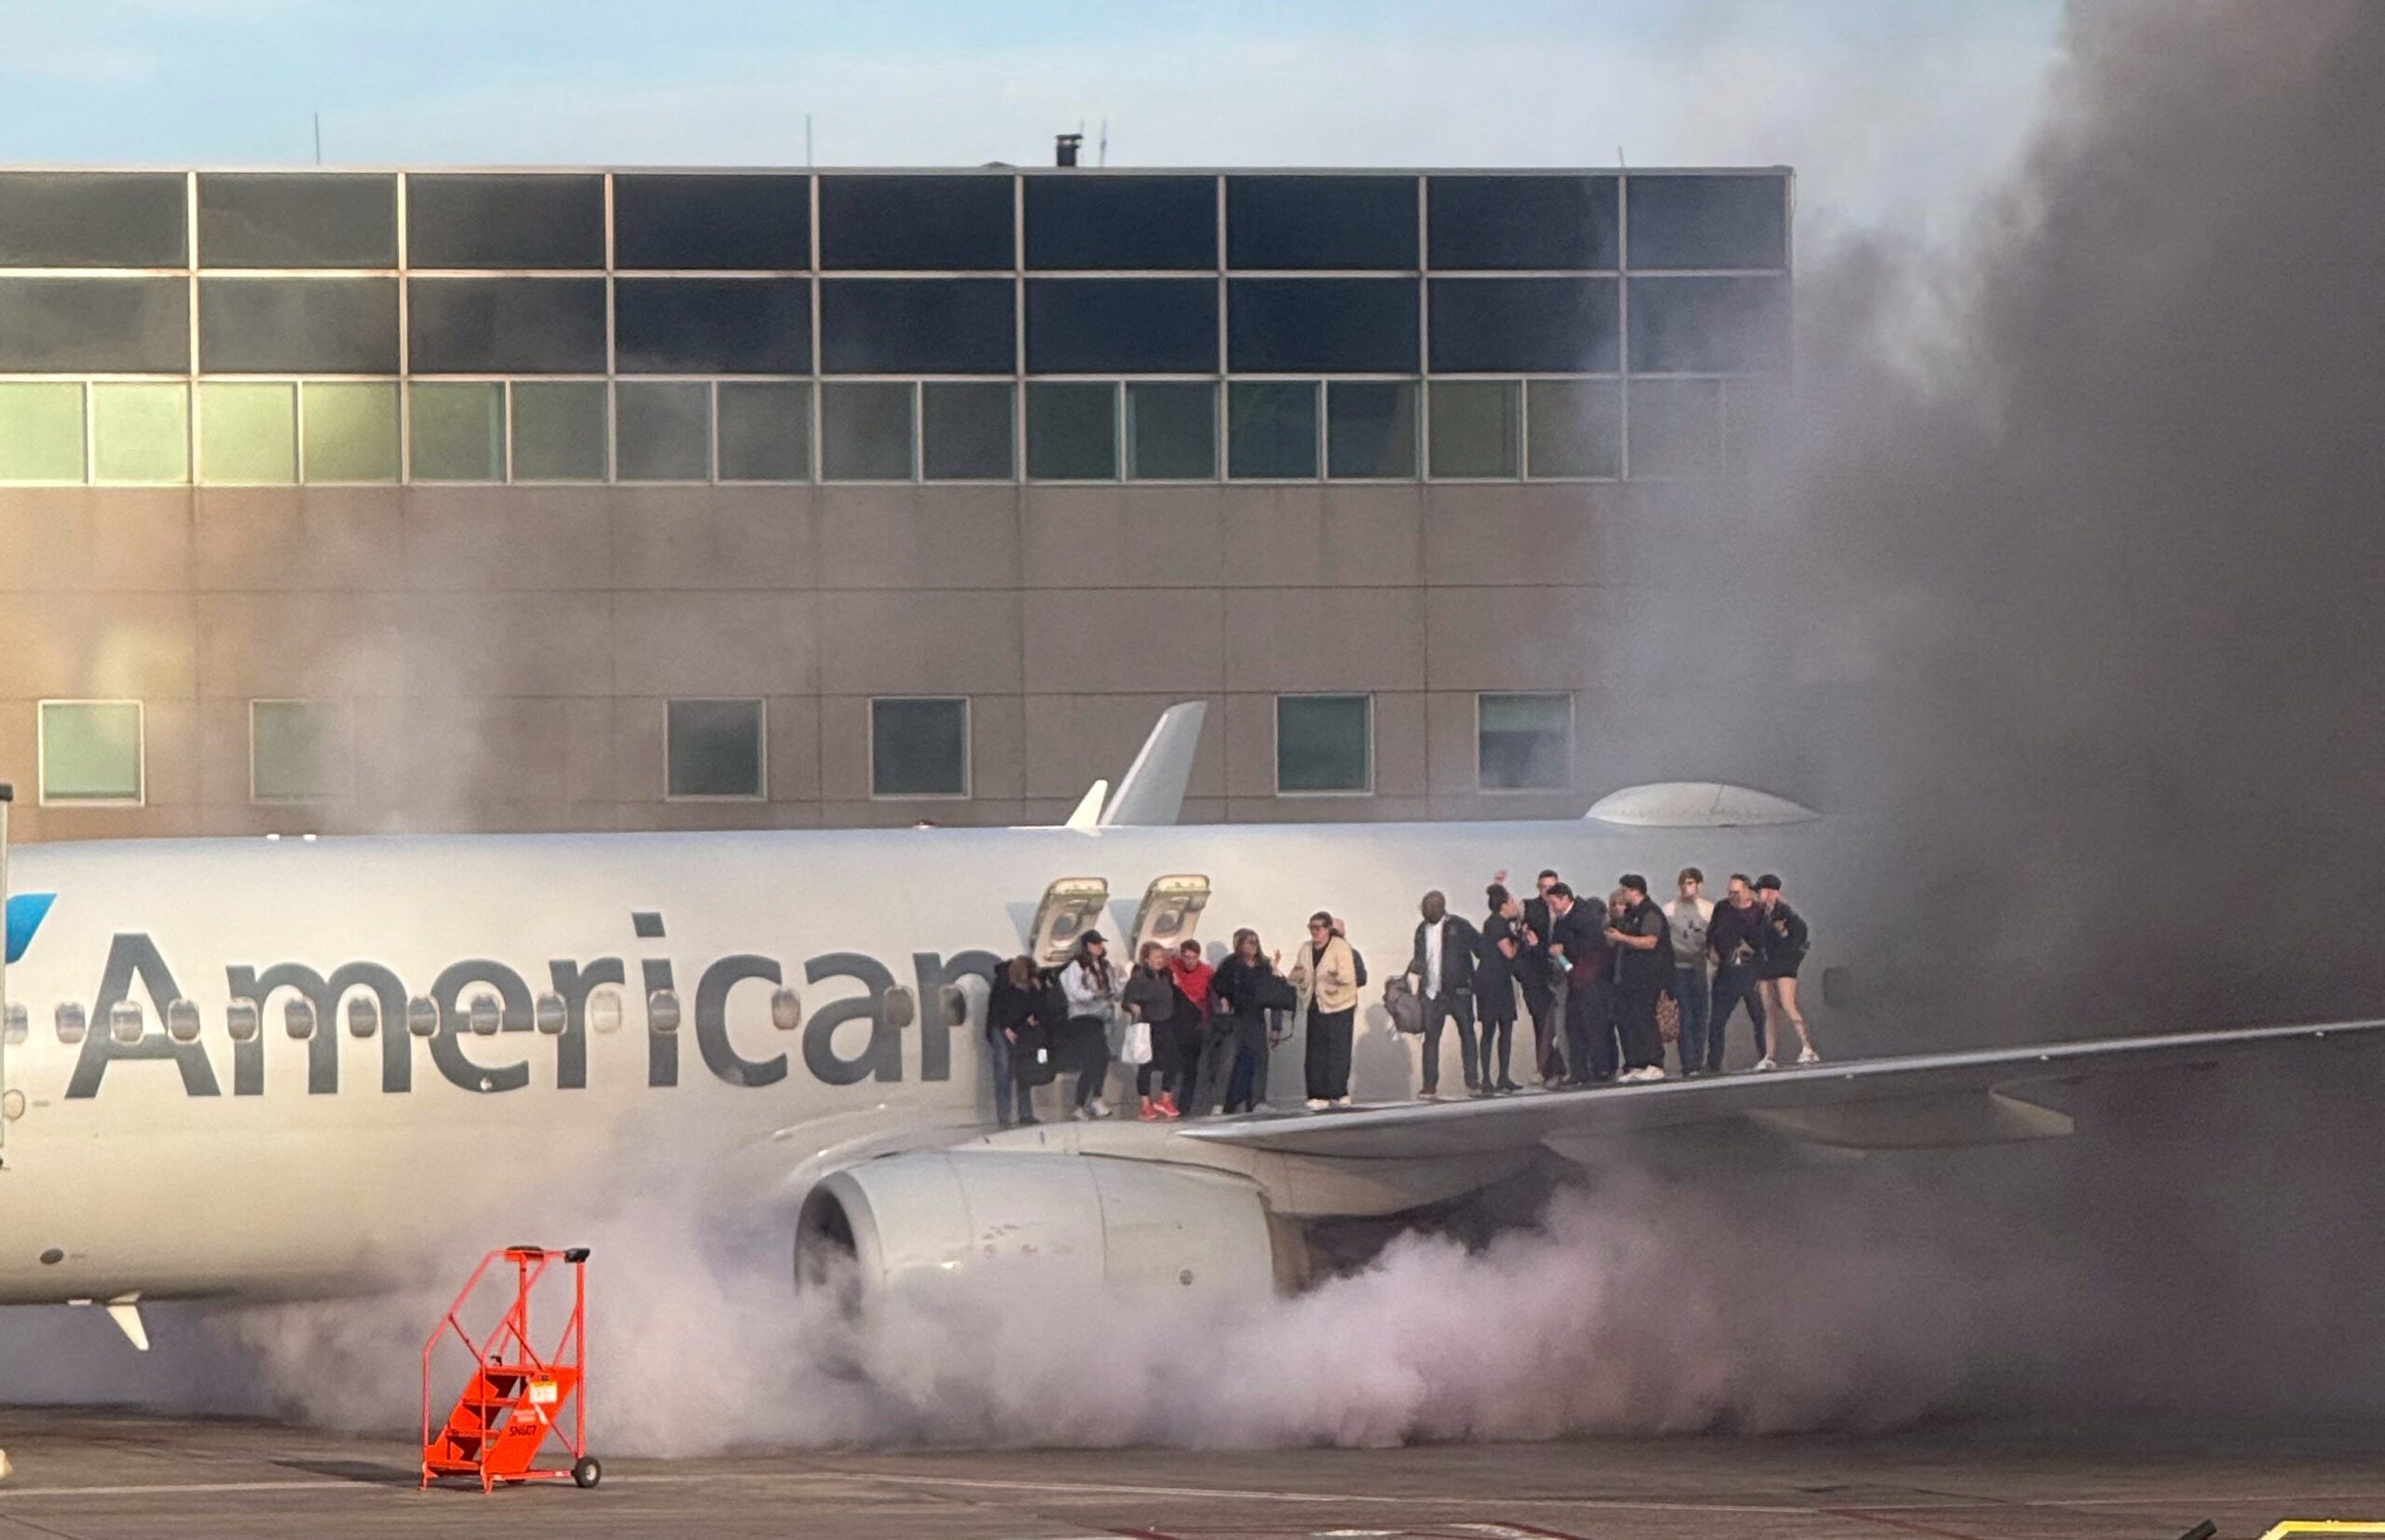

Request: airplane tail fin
left=1098, top=702, right=1206, bottom=827
left=1062, top=778, right=1109, bottom=832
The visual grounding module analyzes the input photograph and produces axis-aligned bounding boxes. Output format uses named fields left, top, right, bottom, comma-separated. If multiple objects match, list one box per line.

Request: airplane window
left=225, top=1000, right=259, bottom=1042
left=467, top=993, right=501, bottom=1036
left=588, top=988, right=623, bottom=1034
left=284, top=999, right=316, bottom=1040
left=166, top=999, right=202, bottom=1043
left=405, top=995, right=440, bottom=1038
left=109, top=1001, right=144, bottom=1045
left=938, top=985, right=969, bottom=1028
left=3, top=1002, right=25, bottom=1043
left=883, top=987, right=917, bottom=1029
left=647, top=989, right=681, bottom=1033
left=769, top=987, right=802, bottom=1031
left=54, top=1002, right=87, bottom=1044
left=534, top=992, right=567, bottom=1035
left=346, top=995, right=377, bottom=1038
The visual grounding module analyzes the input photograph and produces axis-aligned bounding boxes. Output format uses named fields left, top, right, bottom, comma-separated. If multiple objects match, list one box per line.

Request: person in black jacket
left=1508, top=868, right=1566, bottom=1086
left=1199, top=929, right=1285, bottom=1115
left=1754, top=874, right=1819, bottom=1065
left=1604, top=874, right=1672, bottom=1082
left=1407, top=891, right=1481, bottom=1098
left=1547, top=883, right=1613, bottom=1084
left=987, top=955, right=1045, bottom=1125
left=1122, top=941, right=1182, bottom=1121
left=1475, top=883, right=1524, bottom=1093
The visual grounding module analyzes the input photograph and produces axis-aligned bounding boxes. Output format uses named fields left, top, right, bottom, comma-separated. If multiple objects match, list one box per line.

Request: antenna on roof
left=806, top=113, right=814, bottom=168
left=312, top=112, right=322, bottom=166
left=1098, top=118, right=1109, bottom=167
left=1617, top=145, right=1628, bottom=170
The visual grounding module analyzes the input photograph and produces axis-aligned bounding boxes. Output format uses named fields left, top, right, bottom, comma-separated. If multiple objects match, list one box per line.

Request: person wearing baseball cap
left=1753, top=876, right=1819, bottom=1065
left=1058, top=931, right=1121, bottom=1117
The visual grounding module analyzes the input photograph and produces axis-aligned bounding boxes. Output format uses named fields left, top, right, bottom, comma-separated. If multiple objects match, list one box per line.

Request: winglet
left=1063, top=778, right=1109, bottom=832
left=1099, top=702, right=1206, bottom=827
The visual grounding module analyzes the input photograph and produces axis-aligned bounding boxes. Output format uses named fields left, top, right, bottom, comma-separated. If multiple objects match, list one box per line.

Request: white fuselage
left=0, top=816, right=1849, bottom=1304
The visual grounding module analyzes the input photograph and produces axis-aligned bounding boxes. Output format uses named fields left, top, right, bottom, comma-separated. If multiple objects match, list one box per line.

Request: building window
left=1429, top=380, right=1520, bottom=479
left=615, top=381, right=714, bottom=483
left=819, top=381, right=915, bottom=482
left=1627, top=378, right=1724, bottom=479
left=1275, top=694, right=1371, bottom=795
left=870, top=697, right=969, bottom=799
left=509, top=381, right=607, bottom=482
left=716, top=381, right=811, bottom=483
left=921, top=382, right=1015, bottom=480
left=665, top=699, right=765, bottom=800
left=409, top=382, right=504, bottom=483
left=1026, top=382, right=1116, bottom=481
left=198, top=381, right=297, bottom=484
left=1125, top=382, right=1214, bottom=480
left=1326, top=381, right=1418, bottom=480
left=0, top=382, right=84, bottom=484
left=39, top=701, right=143, bottom=806
left=1478, top=692, right=1572, bottom=790
left=1526, top=379, right=1623, bottom=480
left=251, top=700, right=353, bottom=803
left=300, top=381, right=400, bottom=484
left=92, top=382, right=189, bottom=484
left=1228, top=381, right=1318, bottom=480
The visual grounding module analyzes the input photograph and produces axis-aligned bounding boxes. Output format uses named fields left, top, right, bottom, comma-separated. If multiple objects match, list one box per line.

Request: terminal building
left=0, top=161, right=1791, bottom=840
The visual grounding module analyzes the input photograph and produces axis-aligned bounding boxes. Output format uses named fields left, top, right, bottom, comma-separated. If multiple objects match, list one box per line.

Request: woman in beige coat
left=1288, top=910, right=1359, bottom=1108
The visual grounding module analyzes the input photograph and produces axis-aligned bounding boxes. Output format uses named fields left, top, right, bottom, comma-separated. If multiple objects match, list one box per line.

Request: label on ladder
left=528, top=1377, right=559, bottom=1407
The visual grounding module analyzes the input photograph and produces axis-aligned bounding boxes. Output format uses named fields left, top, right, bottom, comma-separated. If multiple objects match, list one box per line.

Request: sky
left=0, top=0, right=2066, bottom=243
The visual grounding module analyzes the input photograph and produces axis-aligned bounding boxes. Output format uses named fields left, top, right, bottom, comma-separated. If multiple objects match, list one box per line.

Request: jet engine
left=794, top=1152, right=1296, bottom=1309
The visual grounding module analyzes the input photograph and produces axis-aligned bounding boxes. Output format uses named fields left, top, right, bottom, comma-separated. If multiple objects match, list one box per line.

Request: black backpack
left=1351, top=947, right=1369, bottom=988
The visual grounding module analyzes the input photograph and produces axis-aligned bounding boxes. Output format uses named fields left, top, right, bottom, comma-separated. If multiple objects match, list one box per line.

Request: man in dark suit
left=1516, top=868, right=1565, bottom=1086
left=1407, top=891, right=1481, bottom=1097
left=1547, top=882, right=1614, bottom=1084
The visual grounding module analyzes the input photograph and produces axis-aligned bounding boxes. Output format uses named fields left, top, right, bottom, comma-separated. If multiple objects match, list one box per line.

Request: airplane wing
left=1176, top=1019, right=2385, bottom=1159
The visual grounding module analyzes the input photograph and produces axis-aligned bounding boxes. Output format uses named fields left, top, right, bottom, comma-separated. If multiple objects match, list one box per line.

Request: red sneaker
left=1156, top=1093, right=1182, bottom=1120
left=1138, top=1097, right=1161, bottom=1122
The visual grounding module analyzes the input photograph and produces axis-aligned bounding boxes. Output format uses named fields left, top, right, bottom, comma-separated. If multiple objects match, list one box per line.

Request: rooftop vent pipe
left=1056, top=132, right=1083, bottom=167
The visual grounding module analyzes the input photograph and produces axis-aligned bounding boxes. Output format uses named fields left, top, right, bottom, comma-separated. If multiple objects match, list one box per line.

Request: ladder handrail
left=420, top=1246, right=588, bottom=1487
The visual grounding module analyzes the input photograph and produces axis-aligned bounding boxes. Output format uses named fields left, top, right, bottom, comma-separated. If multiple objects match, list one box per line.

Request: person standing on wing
left=1288, top=911, right=1360, bottom=1109
left=1606, top=874, right=1672, bottom=1083
left=1754, top=875, right=1819, bottom=1065
left=1664, top=867, right=1715, bottom=1078
left=1408, top=890, right=1481, bottom=1099
left=1476, top=883, right=1524, bottom=1093
left=1707, top=874, right=1770, bottom=1071
left=1060, top=931, right=1121, bottom=1119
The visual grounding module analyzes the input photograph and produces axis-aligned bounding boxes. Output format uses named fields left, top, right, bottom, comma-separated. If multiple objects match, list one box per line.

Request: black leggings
left=1067, top=1016, right=1110, bottom=1107
left=1136, top=1021, right=1180, bottom=1097
left=1478, top=1014, right=1514, bottom=1086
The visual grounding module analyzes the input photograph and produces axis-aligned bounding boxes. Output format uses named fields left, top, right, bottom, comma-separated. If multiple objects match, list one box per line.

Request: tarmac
left=0, top=1409, right=2378, bottom=1539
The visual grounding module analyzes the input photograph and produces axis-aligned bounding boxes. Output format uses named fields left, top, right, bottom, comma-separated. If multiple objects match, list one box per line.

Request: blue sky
left=0, top=0, right=2065, bottom=238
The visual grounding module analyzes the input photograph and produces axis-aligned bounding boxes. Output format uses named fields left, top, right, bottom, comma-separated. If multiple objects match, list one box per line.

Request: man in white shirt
left=1665, top=868, right=1716, bottom=1077
left=1407, top=891, right=1479, bottom=1098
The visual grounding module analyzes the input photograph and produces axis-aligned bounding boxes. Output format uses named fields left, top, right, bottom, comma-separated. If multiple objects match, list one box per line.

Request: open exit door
left=1027, top=879, right=1110, bottom=964
left=1129, top=875, right=1210, bottom=956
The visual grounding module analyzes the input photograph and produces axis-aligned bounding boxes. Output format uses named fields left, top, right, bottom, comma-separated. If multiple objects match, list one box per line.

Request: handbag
left=1120, top=1017, right=1152, bottom=1067
left=1656, top=990, right=1681, bottom=1043
left=1383, top=975, right=1424, bottom=1035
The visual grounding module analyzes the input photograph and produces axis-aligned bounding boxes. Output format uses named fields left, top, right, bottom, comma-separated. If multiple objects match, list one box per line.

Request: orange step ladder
left=420, top=1245, right=598, bottom=1492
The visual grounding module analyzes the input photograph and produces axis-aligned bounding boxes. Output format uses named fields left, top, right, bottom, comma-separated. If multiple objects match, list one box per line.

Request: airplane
left=0, top=702, right=2373, bottom=1349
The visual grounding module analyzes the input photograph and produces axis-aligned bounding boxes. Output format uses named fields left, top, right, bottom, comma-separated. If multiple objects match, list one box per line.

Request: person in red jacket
left=1165, top=939, right=1215, bottom=1119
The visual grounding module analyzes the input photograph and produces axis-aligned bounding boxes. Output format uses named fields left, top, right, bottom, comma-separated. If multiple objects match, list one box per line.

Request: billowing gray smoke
left=1606, top=0, right=2385, bottom=1047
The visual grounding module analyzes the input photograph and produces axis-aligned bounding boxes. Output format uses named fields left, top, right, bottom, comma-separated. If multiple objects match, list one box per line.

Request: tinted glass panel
left=198, top=382, right=297, bottom=484
left=1628, top=377, right=1723, bottom=478
left=1430, top=380, right=1520, bottom=478
left=301, top=382, right=399, bottom=483
left=616, top=382, right=713, bottom=481
left=199, top=278, right=399, bottom=374
left=819, top=279, right=1013, bottom=375
left=616, top=278, right=810, bottom=374
left=0, top=172, right=184, bottom=266
left=1628, top=275, right=1791, bottom=373
left=667, top=699, right=764, bottom=798
left=614, top=173, right=810, bottom=269
left=0, top=277, right=188, bottom=372
left=510, top=381, right=608, bottom=481
left=1276, top=695, right=1370, bottom=793
left=198, top=173, right=397, bottom=267
left=1227, top=279, right=1416, bottom=373
left=871, top=698, right=968, bottom=797
left=1227, top=176, right=1416, bottom=270
left=406, top=173, right=605, bottom=268
left=922, top=382, right=1013, bottom=479
left=40, top=702, right=143, bottom=804
left=1478, top=693, right=1571, bottom=790
left=408, top=382, right=504, bottom=481
left=1126, top=382, right=1214, bottom=480
left=820, top=382, right=914, bottom=480
left=818, top=175, right=1013, bottom=270
left=716, top=381, right=811, bottom=481
left=407, top=278, right=607, bottom=374
left=1026, top=278, right=1215, bottom=374
left=252, top=701, right=351, bottom=801
left=1428, top=175, right=1617, bottom=270
left=1429, top=278, right=1617, bottom=373
left=1026, top=382, right=1116, bottom=480
left=1326, top=381, right=1417, bottom=480
left=92, top=383, right=188, bottom=484
left=1627, top=174, right=1789, bottom=269
left=1024, top=175, right=1215, bottom=269
left=0, top=383, right=83, bottom=482
left=1724, top=375, right=1788, bottom=474
left=1526, top=378, right=1622, bottom=478
left=1227, top=381, right=1316, bottom=479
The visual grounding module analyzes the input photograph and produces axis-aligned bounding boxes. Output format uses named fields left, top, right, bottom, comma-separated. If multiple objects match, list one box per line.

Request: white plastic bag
left=1120, top=1017, right=1152, bottom=1067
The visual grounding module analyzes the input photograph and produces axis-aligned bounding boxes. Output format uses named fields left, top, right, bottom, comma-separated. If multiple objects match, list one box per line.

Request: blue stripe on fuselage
left=7, top=893, right=55, bottom=963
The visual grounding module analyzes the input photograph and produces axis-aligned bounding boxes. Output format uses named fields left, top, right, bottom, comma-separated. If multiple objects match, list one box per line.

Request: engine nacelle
left=795, top=1152, right=1290, bottom=1306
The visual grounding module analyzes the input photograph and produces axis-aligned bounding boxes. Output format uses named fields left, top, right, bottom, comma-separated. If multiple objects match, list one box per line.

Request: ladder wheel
left=572, top=1456, right=601, bottom=1489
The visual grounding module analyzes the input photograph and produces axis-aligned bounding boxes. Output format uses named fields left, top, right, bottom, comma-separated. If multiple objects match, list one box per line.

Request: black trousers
left=1420, top=990, right=1479, bottom=1092
left=1565, top=977, right=1615, bottom=1082
left=1521, top=978, right=1565, bottom=1081
left=1304, top=1004, right=1355, bottom=1100
left=1066, top=1015, right=1111, bottom=1107
left=1190, top=1017, right=1241, bottom=1114
left=1135, top=1019, right=1180, bottom=1097
left=1709, top=962, right=1768, bottom=1070
left=1230, top=1013, right=1276, bottom=1111
left=1477, top=1009, right=1514, bottom=1087
left=1615, top=985, right=1665, bottom=1071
